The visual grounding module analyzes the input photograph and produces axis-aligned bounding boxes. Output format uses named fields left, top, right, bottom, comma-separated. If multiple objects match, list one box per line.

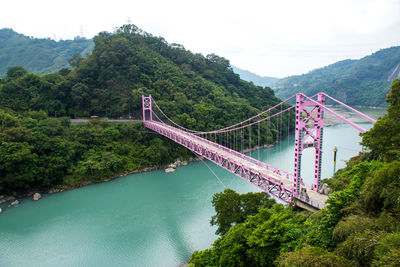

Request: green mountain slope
left=231, top=65, right=279, bottom=87
left=0, top=24, right=289, bottom=131
left=0, top=24, right=291, bottom=193
left=0, top=28, right=94, bottom=77
left=60, top=25, right=287, bottom=130
left=274, top=46, right=400, bottom=106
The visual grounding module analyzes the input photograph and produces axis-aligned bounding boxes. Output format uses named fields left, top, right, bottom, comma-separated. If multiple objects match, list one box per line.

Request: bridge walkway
left=144, top=121, right=328, bottom=211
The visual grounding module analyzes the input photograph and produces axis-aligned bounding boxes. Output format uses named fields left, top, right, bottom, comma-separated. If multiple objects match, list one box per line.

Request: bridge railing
left=158, top=122, right=298, bottom=182
left=146, top=121, right=327, bottom=210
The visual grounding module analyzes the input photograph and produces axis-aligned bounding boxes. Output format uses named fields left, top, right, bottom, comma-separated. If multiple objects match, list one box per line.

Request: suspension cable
left=258, top=121, right=260, bottom=161
left=196, top=154, right=226, bottom=188
left=280, top=104, right=283, bottom=152
left=152, top=96, right=296, bottom=135
left=287, top=109, right=290, bottom=150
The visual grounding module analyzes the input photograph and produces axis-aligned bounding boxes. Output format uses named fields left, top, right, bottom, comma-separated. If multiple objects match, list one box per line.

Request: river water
left=0, top=111, right=382, bottom=266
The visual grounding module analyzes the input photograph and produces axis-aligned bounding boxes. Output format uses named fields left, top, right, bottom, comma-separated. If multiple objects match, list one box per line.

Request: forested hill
left=0, top=24, right=288, bottom=194
left=231, top=65, right=279, bottom=87
left=0, top=24, right=284, bottom=131
left=0, top=28, right=94, bottom=77
left=274, top=46, right=400, bottom=107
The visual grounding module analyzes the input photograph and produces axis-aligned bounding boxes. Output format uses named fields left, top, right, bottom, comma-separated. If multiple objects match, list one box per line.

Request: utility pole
left=333, top=146, right=338, bottom=174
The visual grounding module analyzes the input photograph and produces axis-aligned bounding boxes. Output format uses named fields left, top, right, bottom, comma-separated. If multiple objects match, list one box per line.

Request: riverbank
left=0, top=156, right=201, bottom=213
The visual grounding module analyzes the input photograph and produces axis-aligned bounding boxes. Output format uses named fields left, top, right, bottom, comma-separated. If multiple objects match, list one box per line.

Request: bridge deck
left=145, top=121, right=328, bottom=211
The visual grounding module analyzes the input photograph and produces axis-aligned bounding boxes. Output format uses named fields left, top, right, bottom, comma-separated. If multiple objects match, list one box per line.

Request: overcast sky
left=1, top=0, right=400, bottom=77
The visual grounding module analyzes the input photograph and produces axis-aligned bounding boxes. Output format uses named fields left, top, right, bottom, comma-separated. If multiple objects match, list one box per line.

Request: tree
left=277, top=246, right=351, bottom=267
left=6, top=66, right=27, bottom=79
left=71, top=82, right=90, bottom=111
left=210, top=189, right=275, bottom=235
left=373, top=233, right=400, bottom=266
left=68, top=53, right=83, bottom=68
left=190, top=204, right=307, bottom=266
left=362, top=79, right=400, bottom=161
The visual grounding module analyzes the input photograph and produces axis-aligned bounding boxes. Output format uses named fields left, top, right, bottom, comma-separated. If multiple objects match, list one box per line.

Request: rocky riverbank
left=0, top=157, right=199, bottom=214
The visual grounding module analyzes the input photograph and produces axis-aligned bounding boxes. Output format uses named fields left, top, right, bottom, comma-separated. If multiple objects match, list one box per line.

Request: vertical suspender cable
left=249, top=124, right=252, bottom=156
left=267, top=110, right=270, bottom=160
left=280, top=104, right=283, bottom=153
left=230, top=131, right=232, bottom=150
left=276, top=112, right=279, bottom=150
left=235, top=127, right=237, bottom=151
left=241, top=123, right=244, bottom=153
left=258, top=121, right=260, bottom=161
left=288, top=109, right=290, bottom=150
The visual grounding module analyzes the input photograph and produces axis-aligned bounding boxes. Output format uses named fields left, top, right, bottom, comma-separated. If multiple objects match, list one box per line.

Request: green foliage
left=210, top=189, right=275, bottom=235
left=303, top=161, right=382, bottom=250
left=68, top=53, right=83, bottom=68
left=276, top=246, right=351, bottom=267
left=274, top=47, right=400, bottom=107
left=190, top=204, right=307, bottom=266
left=373, top=232, right=400, bottom=266
left=7, top=66, right=27, bottom=78
left=325, top=161, right=383, bottom=220
left=0, top=28, right=94, bottom=77
left=362, top=79, right=400, bottom=161
left=332, top=215, right=375, bottom=242
left=0, top=110, right=192, bottom=193
left=335, top=231, right=383, bottom=266
left=360, top=160, right=400, bottom=215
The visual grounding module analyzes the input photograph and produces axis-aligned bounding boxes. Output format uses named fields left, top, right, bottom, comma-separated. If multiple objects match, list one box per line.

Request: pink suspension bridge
left=142, top=93, right=376, bottom=211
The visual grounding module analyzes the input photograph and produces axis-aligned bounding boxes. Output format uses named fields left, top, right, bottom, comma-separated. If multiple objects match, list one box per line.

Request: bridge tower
left=142, top=95, right=153, bottom=121
left=293, top=93, right=325, bottom=197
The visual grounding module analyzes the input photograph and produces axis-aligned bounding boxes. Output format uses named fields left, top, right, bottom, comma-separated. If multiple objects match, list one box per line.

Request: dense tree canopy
left=210, top=189, right=276, bottom=235
left=0, top=110, right=192, bottom=193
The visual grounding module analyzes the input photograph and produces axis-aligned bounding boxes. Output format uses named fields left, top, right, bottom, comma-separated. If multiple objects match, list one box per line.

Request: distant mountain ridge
left=273, top=46, right=400, bottom=107
left=0, top=28, right=94, bottom=77
left=231, top=65, right=279, bottom=87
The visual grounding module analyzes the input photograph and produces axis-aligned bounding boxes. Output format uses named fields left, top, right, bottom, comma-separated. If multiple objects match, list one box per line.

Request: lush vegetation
left=274, top=46, right=400, bottom=107
left=189, top=80, right=400, bottom=266
left=0, top=110, right=191, bottom=193
left=0, top=24, right=289, bottom=194
left=0, top=28, right=94, bottom=77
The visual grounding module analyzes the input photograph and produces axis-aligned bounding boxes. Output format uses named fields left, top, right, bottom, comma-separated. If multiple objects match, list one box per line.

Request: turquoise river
left=0, top=109, right=383, bottom=266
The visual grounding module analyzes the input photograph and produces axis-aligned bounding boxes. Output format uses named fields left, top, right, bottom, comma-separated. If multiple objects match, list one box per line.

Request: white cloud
left=1, top=0, right=399, bottom=77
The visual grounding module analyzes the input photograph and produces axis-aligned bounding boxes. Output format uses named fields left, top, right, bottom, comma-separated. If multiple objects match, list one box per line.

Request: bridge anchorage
left=142, top=93, right=376, bottom=212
